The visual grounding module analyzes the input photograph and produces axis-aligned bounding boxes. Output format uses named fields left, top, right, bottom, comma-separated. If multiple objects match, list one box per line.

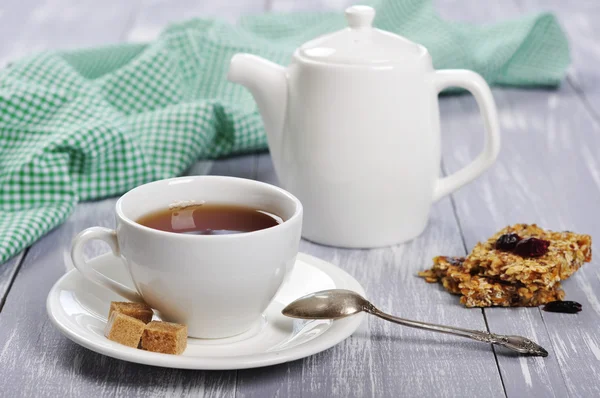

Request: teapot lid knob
left=298, top=4, right=425, bottom=65
left=345, top=5, right=375, bottom=29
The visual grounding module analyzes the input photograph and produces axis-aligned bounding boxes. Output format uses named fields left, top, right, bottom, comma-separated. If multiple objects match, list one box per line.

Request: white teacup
left=71, top=176, right=303, bottom=338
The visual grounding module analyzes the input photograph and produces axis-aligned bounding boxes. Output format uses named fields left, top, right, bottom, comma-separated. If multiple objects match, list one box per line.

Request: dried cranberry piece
left=513, top=237, right=550, bottom=257
left=542, top=301, right=582, bottom=314
left=495, top=233, right=522, bottom=251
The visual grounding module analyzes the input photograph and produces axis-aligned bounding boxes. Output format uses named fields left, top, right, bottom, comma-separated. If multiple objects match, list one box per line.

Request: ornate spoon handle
left=365, top=305, right=548, bottom=357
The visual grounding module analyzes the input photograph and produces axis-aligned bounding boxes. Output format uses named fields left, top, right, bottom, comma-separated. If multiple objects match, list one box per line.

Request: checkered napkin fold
left=0, top=0, right=569, bottom=263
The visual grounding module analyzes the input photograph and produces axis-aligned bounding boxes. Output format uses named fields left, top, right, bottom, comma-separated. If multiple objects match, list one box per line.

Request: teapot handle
left=432, top=70, right=501, bottom=202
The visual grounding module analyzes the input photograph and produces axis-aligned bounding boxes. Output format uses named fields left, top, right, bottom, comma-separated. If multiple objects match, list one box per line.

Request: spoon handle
left=365, top=305, right=548, bottom=357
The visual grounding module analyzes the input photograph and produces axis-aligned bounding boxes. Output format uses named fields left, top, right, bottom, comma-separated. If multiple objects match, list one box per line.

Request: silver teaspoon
left=282, top=289, right=548, bottom=357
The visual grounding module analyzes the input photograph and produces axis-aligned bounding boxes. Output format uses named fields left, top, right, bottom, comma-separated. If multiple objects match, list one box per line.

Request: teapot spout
left=228, top=54, right=287, bottom=168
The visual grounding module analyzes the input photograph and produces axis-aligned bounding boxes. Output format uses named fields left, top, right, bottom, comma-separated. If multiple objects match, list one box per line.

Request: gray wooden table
left=1, top=0, right=599, bottom=397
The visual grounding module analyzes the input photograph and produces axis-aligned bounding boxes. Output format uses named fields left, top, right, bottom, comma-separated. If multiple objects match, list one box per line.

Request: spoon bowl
left=282, top=289, right=369, bottom=320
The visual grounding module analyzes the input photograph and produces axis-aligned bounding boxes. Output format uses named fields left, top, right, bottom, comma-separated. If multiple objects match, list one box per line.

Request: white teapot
left=228, top=5, right=500, bottom=248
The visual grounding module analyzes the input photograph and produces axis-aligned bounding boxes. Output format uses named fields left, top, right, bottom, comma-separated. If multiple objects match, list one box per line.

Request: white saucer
left=47, top=252, right=365, bottom=370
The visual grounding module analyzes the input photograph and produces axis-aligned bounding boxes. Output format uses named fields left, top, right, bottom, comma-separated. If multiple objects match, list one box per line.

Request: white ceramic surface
left=227, top=5, right=501, bottom=248
left=70, top=176, right=303, bottom=338
left=47, top=252, right=365, bottom=370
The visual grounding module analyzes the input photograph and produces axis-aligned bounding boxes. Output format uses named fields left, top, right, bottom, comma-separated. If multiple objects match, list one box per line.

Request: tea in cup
left=71, top=176, right=303, bottom=338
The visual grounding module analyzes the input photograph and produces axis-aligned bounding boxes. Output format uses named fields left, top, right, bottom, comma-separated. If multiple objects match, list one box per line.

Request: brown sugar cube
left=104, top=312, right=146, bottom=348
left=141, top=321, right=187, bottom=355
left=109, top=301, right=153, bottom=324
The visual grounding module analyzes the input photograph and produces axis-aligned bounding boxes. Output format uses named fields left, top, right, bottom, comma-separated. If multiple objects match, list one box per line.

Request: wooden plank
left=249, top=161, right=509, bottom=397
left=434, top=1, right=570, bottom=396
left=0, top=0, right=38, bottom=65
left=0, top=0, right=138, bottom=67
left=270, top=0, right=341, bottom=12
left=256, top=152, right=278, bottom=185
left=0, top=200, right=235, bottom=397
left=483, top=85, right=600, bottom=398
left=435, top=1, right=600, bottom=396
left=514, top=2, right=600, bottom=395
left=437, top=90, right=568, bottom=398
left=126, top=0, right=268, bottom=42
left=208, top=154, right=258, bottom=179
left=7, top=0, right=593, bottom=396
left=239, top=158, right=506, bottom=397
left=0, top=252, right=25, bottom=311
left=251, top=157, right=508, bottom=395
left=445, top=80, right=600, bottom=398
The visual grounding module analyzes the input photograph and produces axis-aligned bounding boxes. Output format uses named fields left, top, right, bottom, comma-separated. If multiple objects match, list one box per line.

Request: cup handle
left=71, top=227, right=144, bottom=303
left=432, top=70, right=501, bottom=202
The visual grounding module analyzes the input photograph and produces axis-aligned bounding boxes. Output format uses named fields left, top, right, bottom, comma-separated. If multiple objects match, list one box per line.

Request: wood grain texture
left=126, top=0, right=267, bottom=42
left=270, top=0, right=346, bottom=12
left=239, top=158, right=506, bottom=398
left=0, top=0, right=138, bottom=67
left=439, top=93, right=564, bottom=398
left=434, top=1, right=569, bottom=396
left=0, top=198, right=236, bottom=398
left=0, top=134, right=505, bottom=396
left=290, top=209, right=504, bottom=398
left=483, top=85, right=600, bottom=397
left=208, top=154, right=258, bottom=179
left=436, top=0, right=600, bottom=396
left=0, top=252, right=25, bottom=310
left=0, top=0, right=599, bottom=396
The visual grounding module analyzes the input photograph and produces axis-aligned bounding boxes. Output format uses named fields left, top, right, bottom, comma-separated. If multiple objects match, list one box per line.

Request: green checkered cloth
left=0, top=0, right=569, bottom=263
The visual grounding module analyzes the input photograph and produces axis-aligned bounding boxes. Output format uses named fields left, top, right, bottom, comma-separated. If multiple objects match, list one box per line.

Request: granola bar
left=419, top=256, right=565, bottom=307
left=418, top=256, right=466, bottom=294
left=463, top=224, right=592, bottom=287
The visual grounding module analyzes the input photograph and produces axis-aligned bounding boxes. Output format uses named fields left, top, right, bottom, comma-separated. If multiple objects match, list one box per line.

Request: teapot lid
left=297, top=5, right=426, bottom=66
